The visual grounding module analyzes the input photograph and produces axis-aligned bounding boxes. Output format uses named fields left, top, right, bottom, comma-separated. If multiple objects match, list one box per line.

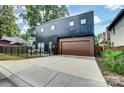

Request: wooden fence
left=105, top=46, right=124, bottom=51
left=0, top=45, right=43, bottom=58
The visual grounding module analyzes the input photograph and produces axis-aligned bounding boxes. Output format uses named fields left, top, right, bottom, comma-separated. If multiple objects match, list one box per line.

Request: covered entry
left=58, top=37, right=94, bottom=56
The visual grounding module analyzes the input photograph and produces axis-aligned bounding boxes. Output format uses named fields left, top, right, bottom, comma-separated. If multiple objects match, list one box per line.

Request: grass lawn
left=0, top=53, right=25, bottom=61
left=0, top=53, right=49, bottom=61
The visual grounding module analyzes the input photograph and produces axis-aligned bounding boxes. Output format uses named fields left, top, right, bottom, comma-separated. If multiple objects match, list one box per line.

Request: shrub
left=102, top=49, right=124, bottom=74
left=114, top=62, right=124, bottom=74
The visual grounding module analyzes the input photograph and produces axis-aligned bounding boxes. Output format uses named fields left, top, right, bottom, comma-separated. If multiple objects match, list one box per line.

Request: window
left=41, top=28, right=44, bottom=32
left=81, top=19, right=86, bottom=24
left=49, top=42, right=53, bottom=54
left=49, top=42, right=52, bottom=49
left=112, top=27, right=115, bottom=35
left=111, top=42, right=114, bottom=47
left=41, top=43, right=45, bottom=52
left=69, top=21, right=74, bottom=26
left=51, top=25, right=55, bottom=30
left=38, top=42, right=45, bottom=52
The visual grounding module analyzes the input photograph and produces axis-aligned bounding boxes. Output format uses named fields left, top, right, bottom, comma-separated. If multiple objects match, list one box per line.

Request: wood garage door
left=58, top=37, right=94, bottom=56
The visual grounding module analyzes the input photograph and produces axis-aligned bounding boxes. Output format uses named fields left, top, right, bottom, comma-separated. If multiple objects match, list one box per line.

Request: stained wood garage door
left=58, top=37, right=94, bottom=56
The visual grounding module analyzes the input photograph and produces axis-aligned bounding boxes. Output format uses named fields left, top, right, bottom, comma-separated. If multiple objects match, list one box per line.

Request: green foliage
left=23, top=5, right=69, bottom=37
left=95, top=35, right=99, bottom=45
left=102, top=50, right=124, bottom=74
left=114, top=62, right=124, bottom=74
left=19, top=5, right=69, bottom=41
left=102, top=50, right=122, bottom=59
left=0, top=5, right=20, bottom=38
left=21, top=32, right=30, bottom=42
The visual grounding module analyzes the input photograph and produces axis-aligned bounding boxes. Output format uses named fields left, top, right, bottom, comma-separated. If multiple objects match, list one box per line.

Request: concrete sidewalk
left=0, top=56, right=107, bottom=87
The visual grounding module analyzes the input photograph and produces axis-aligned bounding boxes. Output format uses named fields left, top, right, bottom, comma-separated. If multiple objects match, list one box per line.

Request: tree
left=21, top=32, right=30, bottom=42
left=22, top=5, right=69, bottom=38
left=0, top=5, right=20, bottom=38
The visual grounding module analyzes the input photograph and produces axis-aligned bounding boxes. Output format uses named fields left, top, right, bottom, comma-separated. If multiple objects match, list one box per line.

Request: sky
left=14, top=5, right=124, bottom=35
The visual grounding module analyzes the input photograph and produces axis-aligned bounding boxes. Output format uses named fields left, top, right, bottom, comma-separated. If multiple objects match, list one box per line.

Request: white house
left=108, top=9, right=124, bottom=47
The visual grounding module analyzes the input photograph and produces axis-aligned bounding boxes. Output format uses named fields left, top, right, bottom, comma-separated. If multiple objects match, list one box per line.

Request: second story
left=35, top=10, right=94, bottom=41
left=108, top=9, right=124, bottom=47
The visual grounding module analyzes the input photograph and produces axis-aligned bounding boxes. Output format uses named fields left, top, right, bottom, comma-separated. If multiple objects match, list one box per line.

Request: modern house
left=0, top=36, right=25, bottom=46
left=108, top=9, right=124, bottom=47
left=35, top=10, right=94, bottom=56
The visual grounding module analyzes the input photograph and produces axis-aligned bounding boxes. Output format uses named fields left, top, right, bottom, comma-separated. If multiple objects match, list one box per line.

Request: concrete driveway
left=0, top=56, right=107, bottom=87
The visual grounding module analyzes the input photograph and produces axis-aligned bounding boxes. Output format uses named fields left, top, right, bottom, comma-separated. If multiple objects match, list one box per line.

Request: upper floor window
left=81, top=19, right=86, bottom=24
left=69, top=21, right=74, bottom=26
left=41, top=28, right=44, bottom=32
left=51, top=25, right=55, bottom=30
left=112, top=27, right=115, bottom=35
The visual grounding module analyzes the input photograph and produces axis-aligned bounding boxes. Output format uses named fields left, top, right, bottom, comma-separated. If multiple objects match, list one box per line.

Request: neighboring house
left=35, top=10, right=94, bottom=56
left=98, top=33, right=104, bottom=46
left=98, top=28, right=110, bottom=47
left=27, top=37, right=36, bottom=47
left=108, top=9, right=124, bottom=47
left=0, top=36, right=25, bottom=46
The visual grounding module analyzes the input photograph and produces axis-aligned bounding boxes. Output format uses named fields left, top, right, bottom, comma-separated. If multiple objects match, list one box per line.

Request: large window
left=49, top=42, right=53, bottom=54
left=49, top=42, right=52, bottom=49
left=38, top=42, right=44, bottom=52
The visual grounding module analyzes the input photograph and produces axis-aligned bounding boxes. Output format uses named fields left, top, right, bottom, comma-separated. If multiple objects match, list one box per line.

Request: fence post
left=39, top=47, right=41, bottom=57
left=26, top=46, right=28, bottom=58
left=31, top=46, right=32, bottom=56
left=1, top=46, right=2, bottom=53
left=22, top=46, right=23, bottom=54
left=17, top=46, right=19, bottom=56
left=11, top=45, right=12, bottom=56
left=5, top=47, right=7, bottom=54
left=0, top=46, right=1, bottom=53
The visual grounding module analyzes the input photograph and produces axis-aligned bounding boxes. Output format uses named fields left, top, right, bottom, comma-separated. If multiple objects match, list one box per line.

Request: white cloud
left=21, top=6, right=26, bottom=10
left=20, top=30, right=26, bottom=34
left=94, top=16, right=101, bottom=24
left=23, top=25, right=29, bottom=30
left=104, top=5, right=124, bottom=10
left=104, top=23, right=109, bottom=28
left=20, top=25, right=29, bottom=34
left=14, top=13, right=20, bottom=18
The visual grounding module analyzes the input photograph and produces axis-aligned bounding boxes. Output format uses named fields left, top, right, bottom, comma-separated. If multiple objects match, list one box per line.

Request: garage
left=58, top=37, right=94, bottom=56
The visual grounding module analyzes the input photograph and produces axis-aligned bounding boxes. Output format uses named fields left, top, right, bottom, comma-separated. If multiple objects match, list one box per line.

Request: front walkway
left=0, top=56, right=107, bottom=87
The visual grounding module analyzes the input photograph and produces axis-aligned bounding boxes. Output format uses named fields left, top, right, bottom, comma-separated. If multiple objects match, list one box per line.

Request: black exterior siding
left=35, top=10, right=94, bottom=54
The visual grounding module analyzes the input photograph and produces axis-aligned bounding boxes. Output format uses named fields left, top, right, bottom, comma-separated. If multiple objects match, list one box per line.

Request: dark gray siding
left=35, top=11, right=94, bottom=54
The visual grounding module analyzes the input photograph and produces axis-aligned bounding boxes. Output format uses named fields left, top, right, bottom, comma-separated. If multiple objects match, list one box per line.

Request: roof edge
left=108, top=9, right=124, bottom=31
left=36, top=10, right=93, bottom=27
